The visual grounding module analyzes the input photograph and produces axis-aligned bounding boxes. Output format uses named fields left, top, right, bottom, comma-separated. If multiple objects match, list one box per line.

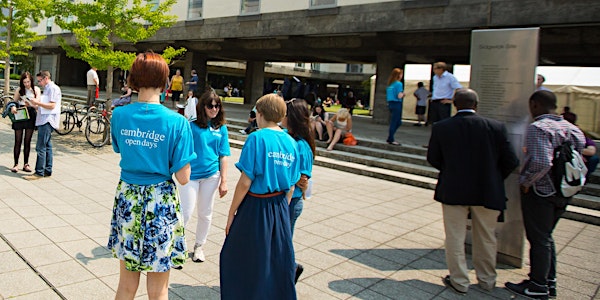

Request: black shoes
left=505, top=280, right=549, bottom=300
left=442, top=275, right=466, bottom=295
left=547, top=278, right=557, bottom=298
left=294, top=264, right=304, bottom=284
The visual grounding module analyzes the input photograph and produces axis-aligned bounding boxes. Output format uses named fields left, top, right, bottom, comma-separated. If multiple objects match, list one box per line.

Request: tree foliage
left=48, top=0, right=184, bottom=98
left=0, top=0, right=47, bottom=91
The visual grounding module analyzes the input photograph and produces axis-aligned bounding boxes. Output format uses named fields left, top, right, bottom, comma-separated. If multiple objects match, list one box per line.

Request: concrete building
left=32, top=0, right=600, bottom=123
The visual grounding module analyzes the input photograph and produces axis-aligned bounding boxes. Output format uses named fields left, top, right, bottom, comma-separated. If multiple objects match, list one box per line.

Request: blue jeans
left=387, top=101, right=403, bottom=143
left=289, top=197, right=304, bottom=236
left=35, top=123, right=53, bottom=176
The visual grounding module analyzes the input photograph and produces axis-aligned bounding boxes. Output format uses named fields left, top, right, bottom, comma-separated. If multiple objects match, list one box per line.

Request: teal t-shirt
left=386, top=80, right=404, bottom=102
left=292, top=138, right=313, bottom=199
left=189, top=122, right=231, bottom=180
left=111, top=102, right=197, bottom=185
left=235, top=128, right=300, bottom=194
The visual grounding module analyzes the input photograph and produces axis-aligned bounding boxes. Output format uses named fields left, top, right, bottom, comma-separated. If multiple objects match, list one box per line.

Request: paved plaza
left=0, top=116, right=599, bottom=299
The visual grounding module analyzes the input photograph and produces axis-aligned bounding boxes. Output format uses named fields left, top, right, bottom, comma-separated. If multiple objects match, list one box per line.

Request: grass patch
left=324, top=104, right=371, bottom=116
left=221, top=97, right=371, bottom=116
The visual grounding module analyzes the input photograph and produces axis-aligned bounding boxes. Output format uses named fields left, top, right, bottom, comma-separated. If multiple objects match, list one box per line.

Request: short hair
left=256, top=94, right=286, bottom=123
left=433, top=62, right=447, bottom=70
left=563, top=106, right=571, bottom=112
left=453, top=88, right=479, bottom=109
left=529, top=90, right=557, bottom=110
left=195, top=90, right=225, bottom=129
left=336, top=108, right=350, bottom=120
left=417, top=82, right=424, bottom=88
left=36, top=70, right=51, bottom=79
left=127, top=51, right=169, bottom=91
left=537, top=74, right=546, bottom=82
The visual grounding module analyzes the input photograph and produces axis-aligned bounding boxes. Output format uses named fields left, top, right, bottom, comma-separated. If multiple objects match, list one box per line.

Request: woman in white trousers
left=179, top=90, right=230, bottom=263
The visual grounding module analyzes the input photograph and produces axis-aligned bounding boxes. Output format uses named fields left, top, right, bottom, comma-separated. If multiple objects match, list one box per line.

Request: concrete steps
left=226, top=117, right=600, bottom=225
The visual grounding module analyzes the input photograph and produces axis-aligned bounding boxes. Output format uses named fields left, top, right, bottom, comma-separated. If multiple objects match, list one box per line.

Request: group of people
left=106, top=52, right=315, bottom=299
left=427, top=85, right=593, bottom=299
left=4, top=71, right=61, bottom=180
left=385, top=62, right=463, bottom=145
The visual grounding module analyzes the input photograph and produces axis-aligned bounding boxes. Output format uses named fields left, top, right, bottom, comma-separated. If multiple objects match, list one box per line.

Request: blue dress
left=220, top=128, right=300, bottom=300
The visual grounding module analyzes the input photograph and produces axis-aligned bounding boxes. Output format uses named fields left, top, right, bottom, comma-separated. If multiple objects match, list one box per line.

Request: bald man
left=427, top=88, right=519, bottom=295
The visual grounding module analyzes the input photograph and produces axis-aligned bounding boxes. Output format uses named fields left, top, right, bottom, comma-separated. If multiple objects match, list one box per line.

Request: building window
left=346, top=64, right=363, bottom=73
left=147, top=0, right=159, bottom=12
left=295, top=63, right=305, bottom=69
left=241, top=0, right=259, bottom=15
left=311, top=63, right=320, bottom=71
left=46, top=17, right=54, bottom=33
left=310, top=0, right=336, bottom=8
left=188, top=0, right=203, bottom=19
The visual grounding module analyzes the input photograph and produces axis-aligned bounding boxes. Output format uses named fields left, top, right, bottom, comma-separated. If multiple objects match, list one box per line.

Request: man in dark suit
left=427, top=88, right=519, bottom=295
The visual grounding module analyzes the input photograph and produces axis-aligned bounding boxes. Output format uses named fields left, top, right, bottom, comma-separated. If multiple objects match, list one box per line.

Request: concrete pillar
left=373, top=51, right=404, bottom=124
left=184, top=52, right=208, bottom=94
left=244, top=60, right=265, bottom=105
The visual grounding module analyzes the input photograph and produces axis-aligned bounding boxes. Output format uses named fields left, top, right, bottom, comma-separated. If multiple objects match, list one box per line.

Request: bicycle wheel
left=55, top=111, right=76, bottom=135
left=85, top=117, right=110, bottom=147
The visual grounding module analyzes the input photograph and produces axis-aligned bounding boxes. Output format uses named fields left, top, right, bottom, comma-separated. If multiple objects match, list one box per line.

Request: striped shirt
left=519, top=114, right=585, bottom=196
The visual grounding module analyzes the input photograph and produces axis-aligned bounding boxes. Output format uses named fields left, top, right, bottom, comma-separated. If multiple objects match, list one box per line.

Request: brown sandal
left=10, top=165, right=18, bottom=173
left=22, top=164, right=32, bottom=172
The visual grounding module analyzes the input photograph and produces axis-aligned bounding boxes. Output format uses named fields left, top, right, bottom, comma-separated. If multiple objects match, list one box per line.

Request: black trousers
left=521, top=190, right=568, bottom=285
left=427, top=101, right=451, bottom=124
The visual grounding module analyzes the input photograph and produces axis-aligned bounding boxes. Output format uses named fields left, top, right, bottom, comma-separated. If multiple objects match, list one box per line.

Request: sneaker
left=443, top=275, right=467, bottom=295
left=172, top=265, right=183, bottom=270
left=294, top=264, right=304, bottom=284
left=547, top=278, right=556, bottom=298
left=505, top=280, right=549, bottom=300
left=23, top=173, right=44, bottom=181
left=238, top=129, right=247, bottom=135
left=192, top=244, right=205, bottom=262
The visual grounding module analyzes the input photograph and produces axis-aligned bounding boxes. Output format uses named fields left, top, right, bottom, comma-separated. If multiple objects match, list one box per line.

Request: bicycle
left=55, top=102, right=93, bottom=135
left=85, top=102, right=111, bottom=147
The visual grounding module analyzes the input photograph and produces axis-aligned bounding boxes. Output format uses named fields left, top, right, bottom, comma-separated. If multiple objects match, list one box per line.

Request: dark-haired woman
left=10, top=72, right=40, bottom=173
left=179, top=90, right=230, bottom=263
left=107, top=52, right=196, bottom=299
left=282, top=98, right=315, bottom=283
left=311, top=103, right=329, bottom=141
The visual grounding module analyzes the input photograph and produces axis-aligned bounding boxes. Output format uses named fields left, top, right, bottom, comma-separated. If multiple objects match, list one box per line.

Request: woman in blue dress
left=220, top=94, right=300, bottom=300
left=281, top=98, right=316, bottom=283
left=107, top=52, right=196, bottom=299
left=180, top=90, right=230, bottom=263
left=386, top=67, right=405, bottom=145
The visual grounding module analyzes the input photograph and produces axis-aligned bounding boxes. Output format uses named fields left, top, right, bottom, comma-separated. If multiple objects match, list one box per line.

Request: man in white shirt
left=427, top=62, right=462, bottom=125
left=86, top=67, right=99, bottom=107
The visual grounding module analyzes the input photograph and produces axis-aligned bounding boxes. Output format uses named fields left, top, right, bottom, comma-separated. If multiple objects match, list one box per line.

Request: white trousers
left=179, top=172, right=220, bottom=246
left=442, top=204, right=499, bottom=292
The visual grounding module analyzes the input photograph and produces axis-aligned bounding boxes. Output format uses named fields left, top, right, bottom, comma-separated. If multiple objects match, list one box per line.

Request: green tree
left=49, top=0, right=184, bottom=99
left=0, top=0, right=46, bottom=94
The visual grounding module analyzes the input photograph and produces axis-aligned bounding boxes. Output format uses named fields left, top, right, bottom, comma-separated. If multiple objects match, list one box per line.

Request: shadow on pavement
left=169, top=284, right=220, bottom=299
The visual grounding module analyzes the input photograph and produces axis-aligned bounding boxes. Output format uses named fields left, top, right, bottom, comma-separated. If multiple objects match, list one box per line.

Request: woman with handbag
left=10, top=72, right=40, bottom=173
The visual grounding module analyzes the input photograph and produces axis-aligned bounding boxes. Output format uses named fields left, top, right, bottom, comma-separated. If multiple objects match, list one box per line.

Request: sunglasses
left=206, top=103, right=221, bottom=109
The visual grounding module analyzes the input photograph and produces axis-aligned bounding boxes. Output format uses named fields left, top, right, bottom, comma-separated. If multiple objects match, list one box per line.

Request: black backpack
left=552, top=141, right=588, bottom=197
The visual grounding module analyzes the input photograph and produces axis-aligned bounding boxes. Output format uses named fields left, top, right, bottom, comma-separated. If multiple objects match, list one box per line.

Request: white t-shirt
left=87, top=69, right=99, bottom=86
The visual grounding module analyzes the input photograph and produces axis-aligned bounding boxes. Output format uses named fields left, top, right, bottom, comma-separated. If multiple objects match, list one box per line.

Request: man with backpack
left=506, top=90, right=586, bottom=300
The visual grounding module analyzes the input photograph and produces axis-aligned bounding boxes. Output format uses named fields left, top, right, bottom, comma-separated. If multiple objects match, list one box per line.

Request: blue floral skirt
left=107, top=179, right=187, bottom=272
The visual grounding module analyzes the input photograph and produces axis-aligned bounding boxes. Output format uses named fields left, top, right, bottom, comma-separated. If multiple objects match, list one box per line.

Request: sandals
left=22, top=164, right=32, bottom=172
left=10, top=165, right=18, bottom=173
